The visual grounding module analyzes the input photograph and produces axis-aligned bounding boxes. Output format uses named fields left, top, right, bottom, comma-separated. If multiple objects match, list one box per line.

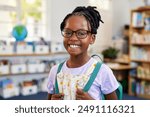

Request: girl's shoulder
left=97, top=63, right=113, bottom=76
left=100, top=63, right=112, bottom=72
left=51, top=64, right=59, bottom=70
left=90, top=59, right=110, bottom=73
left=49, top=64, right=59, bottom=75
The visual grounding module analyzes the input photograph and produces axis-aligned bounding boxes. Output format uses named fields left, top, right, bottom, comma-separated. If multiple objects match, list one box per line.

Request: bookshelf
left=129, top=6, right=150, bottom=98
left=0, top=52, right=68, bottom=99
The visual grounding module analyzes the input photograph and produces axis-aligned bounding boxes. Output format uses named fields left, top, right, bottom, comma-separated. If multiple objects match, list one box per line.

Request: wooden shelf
left=132, top=6, right=150, bottom=12
left=142, top=30, right=150, bottom=34
left=0, top=53, right=50, bottom=57
left=137, top=94, right=150, bottom=99
left=131, top=43, right=150, bottom=46
left=131, top=26, right=144, bottom=29
left=0, top=52, right=68, bottom=61
left=0, top=72, right=49, bottom=77
left=0, top=52, right=67, bottom=57
left=130, top=75, right=150, bottom=81
left=130, top=29, right=150, bottom=35
left=131, top=59, right=150, bottom=63
left=104, top=58, right=130, bottom=64
left=106, top=63, right=135, bottom=70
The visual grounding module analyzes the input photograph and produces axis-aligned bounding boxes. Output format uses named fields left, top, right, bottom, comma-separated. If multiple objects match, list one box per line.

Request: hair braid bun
left=60, top=6, right=104, bottom=34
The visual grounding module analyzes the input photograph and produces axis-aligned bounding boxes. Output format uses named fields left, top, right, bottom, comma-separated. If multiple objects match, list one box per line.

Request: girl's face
left=63, top=15, right=95, bottom=57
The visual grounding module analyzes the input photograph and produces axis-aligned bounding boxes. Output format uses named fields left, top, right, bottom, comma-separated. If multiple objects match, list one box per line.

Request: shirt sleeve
left=47, top=65, right=58, bottom=94
left=99, top=64, right=119, bottom=95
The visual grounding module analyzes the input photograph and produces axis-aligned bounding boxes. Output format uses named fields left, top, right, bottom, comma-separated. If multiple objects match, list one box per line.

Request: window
left=0, top=0, right=48, bottom=43
left=88, top=0, right=110, bottom=10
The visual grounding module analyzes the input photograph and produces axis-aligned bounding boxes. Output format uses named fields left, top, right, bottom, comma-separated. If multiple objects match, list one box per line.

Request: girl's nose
left=69, top=33, right=78, bottom=41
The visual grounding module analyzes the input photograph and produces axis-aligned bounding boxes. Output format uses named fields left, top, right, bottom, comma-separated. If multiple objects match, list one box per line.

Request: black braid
left=60, top=13, right=72, bottom=31
left=60, top=6, right=104, bottom=34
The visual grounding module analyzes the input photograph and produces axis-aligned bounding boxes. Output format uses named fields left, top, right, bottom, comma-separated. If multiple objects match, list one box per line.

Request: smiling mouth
left=69, top=44, right=80, bottom=48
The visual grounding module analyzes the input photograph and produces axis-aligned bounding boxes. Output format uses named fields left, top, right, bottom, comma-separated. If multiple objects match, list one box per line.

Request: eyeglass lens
left=62, top=29, right=90, bottom=39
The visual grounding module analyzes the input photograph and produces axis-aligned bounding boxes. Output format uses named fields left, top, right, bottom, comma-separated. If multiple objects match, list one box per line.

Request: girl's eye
left=64, top=31, right=72, bottom=36
left=65, top=32, right=72, bottom=35
left=78, top=32, right=85, bottom=35
left=77, top=31, right=87, bottom=36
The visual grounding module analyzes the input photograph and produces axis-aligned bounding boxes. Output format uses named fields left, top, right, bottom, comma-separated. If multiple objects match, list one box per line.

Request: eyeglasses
left=61, top=29, right=91, bottom=39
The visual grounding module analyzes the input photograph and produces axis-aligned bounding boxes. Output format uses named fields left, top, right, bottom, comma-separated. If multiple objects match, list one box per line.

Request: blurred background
left=0, top=0, right=150, bottom=100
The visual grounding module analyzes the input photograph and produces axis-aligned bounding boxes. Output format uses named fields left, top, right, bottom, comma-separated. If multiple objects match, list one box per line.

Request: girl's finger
left=76, top=88, right=84, bottom=95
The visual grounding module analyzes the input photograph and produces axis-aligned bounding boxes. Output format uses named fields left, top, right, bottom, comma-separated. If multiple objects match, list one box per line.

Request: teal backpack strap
left=101, top=82, right=123, bottom=100
left=116, top=82, right=123, bottom=100
left=55, top=62, right=64, bottom=94
left=83, top=62, right=102, bottom=92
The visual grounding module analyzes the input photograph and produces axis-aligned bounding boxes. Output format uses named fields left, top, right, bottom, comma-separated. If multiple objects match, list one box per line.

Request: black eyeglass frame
left=61, top=29, right=91, bottom=39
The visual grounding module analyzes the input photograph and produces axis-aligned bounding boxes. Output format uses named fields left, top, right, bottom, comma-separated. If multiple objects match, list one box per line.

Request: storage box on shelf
left=0, top=77, right=49, bottom=99
left=27, top=63, right=46, bottom=73
left=34, top=45, right=49, bottom=54
left=0, top=87, right=20, bottom=99
left=129, top=6, right=150, bottom=99
left=51, top=42, right=64, bottom=53
left=0, top=45, right=13, bottom=55
left=0, top=41, right=52, bottom=56
left=11, top=64, right=27, bottom=74
left=20, top=80, right=40, bottom=96
left=21, top=85, right=38, bottom=96
left=16, top=45, right=33, bottom=54
left=0, top=79, right=20, bottom=98
left=0, top=64, right=10, bottom=75
left=0, top=60, right=10, bottom=75
left=38, top=78, right=48, bottom=92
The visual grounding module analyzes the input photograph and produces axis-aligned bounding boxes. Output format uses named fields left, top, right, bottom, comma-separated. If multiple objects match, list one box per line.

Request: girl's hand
left=51, top=93, right=64, bottom=100
left=76, top=88, right=94, bottom=100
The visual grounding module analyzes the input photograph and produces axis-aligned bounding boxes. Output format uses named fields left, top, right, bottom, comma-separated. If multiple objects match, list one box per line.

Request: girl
left=47, top=6, right=119, bottom=100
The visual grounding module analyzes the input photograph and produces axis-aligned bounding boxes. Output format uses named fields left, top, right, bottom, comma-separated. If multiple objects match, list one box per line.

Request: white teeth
left=70, top=45, right=80, bottom=48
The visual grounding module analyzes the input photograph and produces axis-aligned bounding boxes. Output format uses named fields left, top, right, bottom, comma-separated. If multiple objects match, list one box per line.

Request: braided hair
left=60, top=6, right=104, bottom=34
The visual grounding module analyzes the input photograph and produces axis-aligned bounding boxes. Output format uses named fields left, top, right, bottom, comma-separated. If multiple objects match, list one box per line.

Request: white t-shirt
left=47, top=58, right=119, bottom=100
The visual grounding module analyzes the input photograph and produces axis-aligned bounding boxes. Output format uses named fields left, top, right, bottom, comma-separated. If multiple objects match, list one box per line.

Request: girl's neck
left=67, top=54, right=90, bottom=68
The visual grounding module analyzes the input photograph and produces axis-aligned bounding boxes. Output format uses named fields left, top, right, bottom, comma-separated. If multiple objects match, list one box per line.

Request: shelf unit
left=104, top=58, right=130, bottom=64
left=0, top=52, right=67, bottom=60
left=0, top=52, right=68, bottom=99
left=0, top=52, right=68, bottom=78
left=129, top=6, right=150, bottom=99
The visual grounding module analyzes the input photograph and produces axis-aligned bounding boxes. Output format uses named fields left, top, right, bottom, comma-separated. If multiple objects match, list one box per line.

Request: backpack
left=54, top=61, right=122, bottom=100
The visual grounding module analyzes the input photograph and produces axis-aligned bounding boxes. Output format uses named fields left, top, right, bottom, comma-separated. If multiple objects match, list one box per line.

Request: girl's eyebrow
left=64, top=28, right=89, bottom=31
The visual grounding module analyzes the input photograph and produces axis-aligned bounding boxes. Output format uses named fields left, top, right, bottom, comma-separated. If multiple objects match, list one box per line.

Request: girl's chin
left=67, top=50, right=80, bottom=56
left=68, top=48, right=80, bottom=53
left=68, top=51, right=79, bottom=56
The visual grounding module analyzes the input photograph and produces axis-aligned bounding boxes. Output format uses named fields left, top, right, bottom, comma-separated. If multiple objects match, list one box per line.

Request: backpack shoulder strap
left=57, top=62, right=64, bottom=73
left=83, top=62, right=102, bottom=92
left=55, top=62, right=65, bottom=94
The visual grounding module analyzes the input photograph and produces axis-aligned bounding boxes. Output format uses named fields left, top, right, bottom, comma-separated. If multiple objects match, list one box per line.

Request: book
left=132, top=12, right=144, bottom=27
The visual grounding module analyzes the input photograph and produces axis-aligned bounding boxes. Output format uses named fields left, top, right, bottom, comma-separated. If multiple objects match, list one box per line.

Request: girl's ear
left=90, top=34, right=96, bottom=44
